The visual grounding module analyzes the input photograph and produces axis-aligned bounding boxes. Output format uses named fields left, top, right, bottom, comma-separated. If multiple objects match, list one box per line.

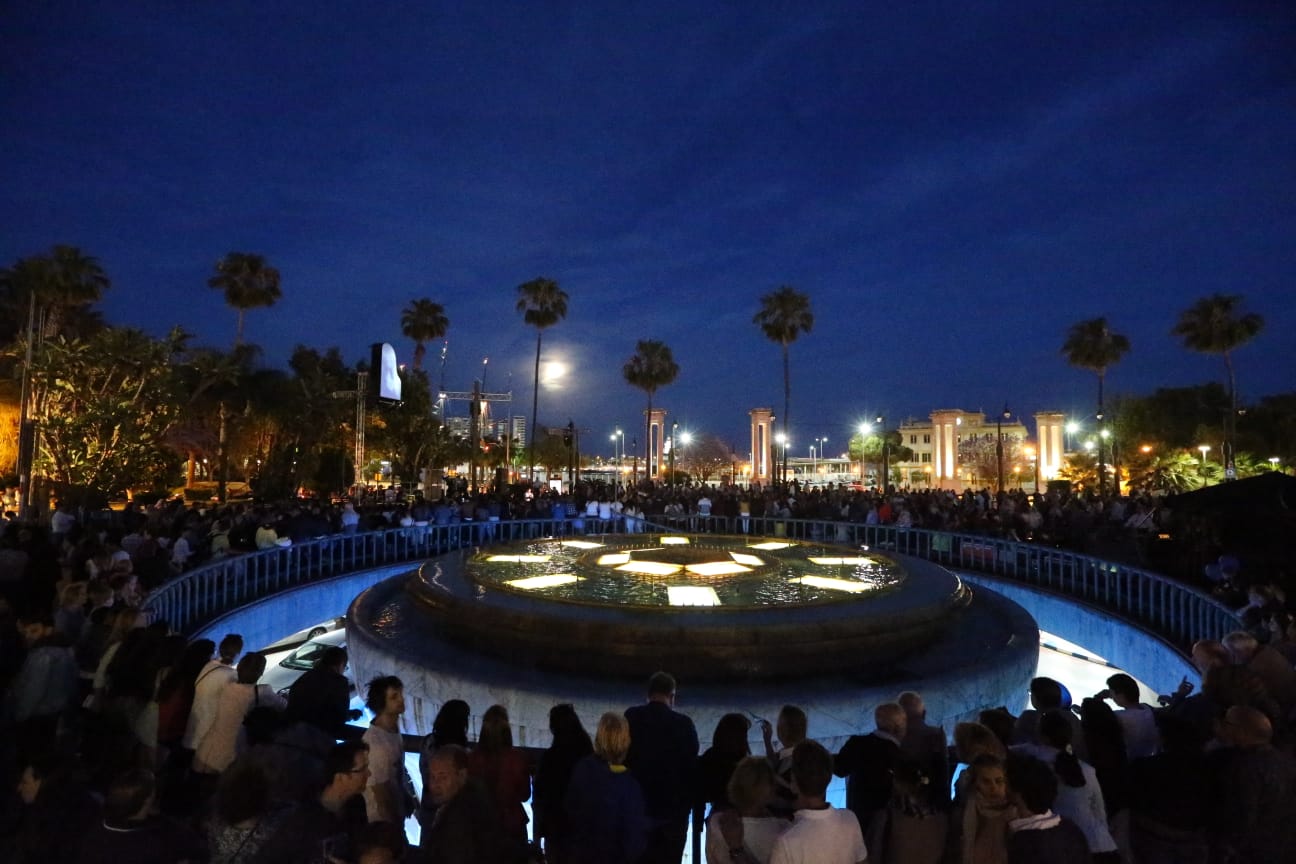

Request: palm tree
left=400, top=299, right=449, bottom=370
left=1172, top=294, right=1264, bottom=476
left=0, top=245, right=110, bottom=340
left=753, top=285, right=813, bottom=486
left=622, top=340, right=680, bottom=481
left=1061, top=317, right=1130, bottom=496
left=515, top=277, right=569, bottom=482
left=208, top=252, right=282, bottom=346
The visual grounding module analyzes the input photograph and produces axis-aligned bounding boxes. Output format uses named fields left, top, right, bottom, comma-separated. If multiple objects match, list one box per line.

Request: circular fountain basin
left=404, top=534, right=969, bottom=681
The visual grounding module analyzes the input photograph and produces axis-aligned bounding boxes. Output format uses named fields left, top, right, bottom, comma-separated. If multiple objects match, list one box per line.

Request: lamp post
left=1270, top=456, right=1281, bottom=473
left=1024, top=445, right=1039, bottom=495
left=858, top=422, right=871, bottom=484
left=1064, top=420, right=1080, bottom=453
left=876, top=415, right=889, bottom=492
left=1198, top=444, right=1210, bottom=488
left=1095, top=409, right=1108, bottom=497
left=811, top=436, right=827, bottom=480
left=610, top=429, right=624, bottom=492
left=668, top=422, right=678, bottom=489
left=772, top=432, right=782, bottom=487
left=995, top=404, right=1010, bottom=502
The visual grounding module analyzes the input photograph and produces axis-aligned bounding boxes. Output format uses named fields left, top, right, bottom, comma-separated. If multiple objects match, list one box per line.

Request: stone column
left=647, top=408, right=667, bottom=479
left=749, top=408, right=774, bottom=485
left=1034, top=412, right=1066, bottom=482
left=930, top=409, right=964, bottom=489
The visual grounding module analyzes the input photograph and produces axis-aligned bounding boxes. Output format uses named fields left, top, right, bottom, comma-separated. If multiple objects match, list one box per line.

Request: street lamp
left=876, top=415, right=889, bottom=492
left=610, top=429, right=624, bottom=492
left=811, top=436, right=828, bottom=479
left=995, top=404, right=1010, bottom=502
left=668, top=422, right=679, bottom=489
left=1198, top=444, right=1211, bottom=488
left=857, top=422, right=871, bottom=484
left=1024, top=445, right=1039, bottom=495
left=772, top=432, right=782, bottom=487
left=1270, top=456, right=1281, bottom=473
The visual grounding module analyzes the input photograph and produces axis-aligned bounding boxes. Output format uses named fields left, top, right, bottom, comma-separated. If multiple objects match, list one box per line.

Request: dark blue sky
left=3, top=2, right=1293, bottom=453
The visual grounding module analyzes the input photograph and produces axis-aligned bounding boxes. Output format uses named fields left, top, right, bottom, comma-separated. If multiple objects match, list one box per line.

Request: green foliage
left=368, top=367, right=442, bottom=479
left=30, top=327, right=189, bottom=499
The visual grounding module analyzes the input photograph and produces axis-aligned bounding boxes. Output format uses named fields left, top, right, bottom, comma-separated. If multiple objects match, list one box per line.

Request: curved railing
left=144, top=513, right=1241, bottom=653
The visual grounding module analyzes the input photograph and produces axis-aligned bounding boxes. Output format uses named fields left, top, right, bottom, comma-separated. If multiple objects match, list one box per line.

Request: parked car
left=259, top=616, right=347, bottom=654
left=259, top=628, right=351, bottom=697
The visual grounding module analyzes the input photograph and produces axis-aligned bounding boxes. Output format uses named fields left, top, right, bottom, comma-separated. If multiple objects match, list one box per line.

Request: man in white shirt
left=181, top=633, right=242, bottom=751
left=767, top=739, right=868, bottom=864
left=1102, top=673, right=1159, bottom=760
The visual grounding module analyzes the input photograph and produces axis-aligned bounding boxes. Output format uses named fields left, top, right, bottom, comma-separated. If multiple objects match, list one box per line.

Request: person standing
left=767, top=740, right=867, bottom=864
left=362, top=675, right=411, bottom=825
left=625, top=671, right=699, bottom=864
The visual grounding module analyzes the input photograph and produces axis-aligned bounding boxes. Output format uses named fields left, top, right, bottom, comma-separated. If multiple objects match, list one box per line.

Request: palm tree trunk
left=782, top=342, right=791, bottom=488
left=1224, top=349, right=1236, bottom=473
left=235, top=308, right=245, bottom=347
left=644, top=394, right=653, bottom=481
left=528, top=331, right=542, bottom=483
left=413, top=342, right=426, bottom=371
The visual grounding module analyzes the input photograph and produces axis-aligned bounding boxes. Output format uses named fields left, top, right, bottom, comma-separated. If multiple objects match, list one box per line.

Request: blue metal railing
left=144, top=514, right=1240, bottom=653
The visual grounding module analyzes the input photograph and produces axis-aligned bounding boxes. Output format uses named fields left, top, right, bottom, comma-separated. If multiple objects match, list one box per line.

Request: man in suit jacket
left=834, top=702, right=906, bottom=841
left=625, top=671, right=699, bottom=864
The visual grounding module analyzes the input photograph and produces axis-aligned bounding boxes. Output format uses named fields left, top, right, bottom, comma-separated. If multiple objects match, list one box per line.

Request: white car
left=259, top=616, right=347, bottom=654
left=259, top=628, right=351, bottom=697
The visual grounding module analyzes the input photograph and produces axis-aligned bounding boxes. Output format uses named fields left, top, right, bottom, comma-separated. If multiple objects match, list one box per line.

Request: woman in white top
left=1014, top=711, right=1118, bottom=858
left=707, top=755, right=789, bottom=864
left=193, top=653, right=286, bottom=776
left=362, top=674, right=409, bottom=823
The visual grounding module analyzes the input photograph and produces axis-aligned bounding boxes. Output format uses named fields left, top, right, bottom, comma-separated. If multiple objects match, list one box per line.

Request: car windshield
left=281, top=640, right=332, bottom=671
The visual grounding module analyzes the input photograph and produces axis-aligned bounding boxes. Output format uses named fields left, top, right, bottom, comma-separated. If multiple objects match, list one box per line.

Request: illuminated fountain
left=348, top=535, right=1037, bottom=744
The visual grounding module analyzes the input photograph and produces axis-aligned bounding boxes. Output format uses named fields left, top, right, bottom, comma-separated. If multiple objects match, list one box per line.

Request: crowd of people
left=2, top=481, right=1294, bottom=862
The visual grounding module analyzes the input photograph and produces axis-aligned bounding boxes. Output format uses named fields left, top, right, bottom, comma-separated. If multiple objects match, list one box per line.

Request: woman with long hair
left=1022, top=711, right=1119, bottom=862
left=467, top=704, right=532, bottom=857
left=534, top=703, right=593, bottom=864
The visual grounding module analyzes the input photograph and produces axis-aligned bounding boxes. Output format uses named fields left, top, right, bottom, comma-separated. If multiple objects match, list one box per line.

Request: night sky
left=3, top=3, right=1293, bottom=455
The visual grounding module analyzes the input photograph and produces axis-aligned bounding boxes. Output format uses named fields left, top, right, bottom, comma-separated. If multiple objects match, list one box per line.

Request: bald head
left=1222, top=705, right=1272, bottom=748
left=897, top=691, right=925, bottom=720
left=1191, top=639, right=1231, bottom=675
left=875, top=702, right=907, bottom=738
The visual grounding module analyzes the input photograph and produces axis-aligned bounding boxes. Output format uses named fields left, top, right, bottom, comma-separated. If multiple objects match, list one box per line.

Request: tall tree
left=208, top=252, right=282, bottom=346
left=1061, top=317, right=1130, bottom=495
left=29, top=326, right=189, bottom=504
left=622, top=339, right=680, bottom=480
left=400, top=298, right=449, bottom=370
left=0, top=245, right=110, bottom=341
left=753, top=285, right=813, bottom=487
left=1172, top=294, right=1264, bottom=476
left=515, top=277, right=568, bottom=483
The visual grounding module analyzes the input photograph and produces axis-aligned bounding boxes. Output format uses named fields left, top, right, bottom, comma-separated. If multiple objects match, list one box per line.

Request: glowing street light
left=1065, top=420, right=1081, bottom=452
left=1198, top=444, right=1211, bottom=488
left=775, top=432, right=789, bottom=485
left=857, top=422, right=871, bottom=483
left=1270, top=456, right=1281, bottom=472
